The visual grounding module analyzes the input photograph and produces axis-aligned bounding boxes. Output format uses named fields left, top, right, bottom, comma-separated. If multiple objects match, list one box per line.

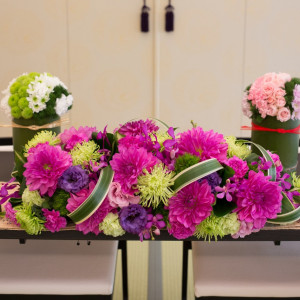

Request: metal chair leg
left=118, top=240, right=128, bottom=300
left=182, top=241, right=191, bottom=300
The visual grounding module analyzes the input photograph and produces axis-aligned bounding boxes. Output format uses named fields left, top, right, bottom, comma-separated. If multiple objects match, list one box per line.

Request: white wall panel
left=158, top=0, right=246, bottom=136
left=241, top=0, right=300, bottom=136
left=0, top=0, right=68, bottom=137
left=68, top=0, right=154, bottom=132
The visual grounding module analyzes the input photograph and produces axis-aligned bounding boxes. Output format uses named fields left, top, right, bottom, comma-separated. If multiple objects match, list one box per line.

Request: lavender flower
left=119, top=204, right=147, bottom=234
left=58, top=165, right=89, bottom=193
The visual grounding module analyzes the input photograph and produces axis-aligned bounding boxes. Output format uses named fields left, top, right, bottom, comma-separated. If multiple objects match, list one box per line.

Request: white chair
left=192, top=241, right=300, bottom=299
left=0, top=239, right=119, bottom=300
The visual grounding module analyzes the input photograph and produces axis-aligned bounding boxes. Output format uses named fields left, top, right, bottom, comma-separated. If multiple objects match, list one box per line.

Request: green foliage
left=92, top=132, right=119, bottom=159
left=220, top=165, right=235, bottom=186
left=49, top=189, right=70, bottom=216
left=213, top=198, right=237, bottom=217
left=174, top=153, right=200, bottom=174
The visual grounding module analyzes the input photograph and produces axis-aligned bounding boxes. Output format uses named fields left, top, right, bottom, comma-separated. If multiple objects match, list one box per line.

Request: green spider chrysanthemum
left=137, top=163, right=175, bottom=208
left=194, top=213, right=240, bottom=241
left=225, top=136, right=251, bottom=159
left=22, top=187, right=45, bottom=207
left=291, top=172, right=300, bottom=189
left=15, top=205, right=45, bottom=235
left=70, top=140, right=101, bottom=167
left=24, top=130, right=60, bottom=156
left=99, top=213, right=125, bottom=237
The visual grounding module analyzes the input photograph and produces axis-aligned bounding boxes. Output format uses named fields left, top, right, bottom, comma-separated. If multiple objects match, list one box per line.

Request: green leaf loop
left=68, top=166, right=114, bottom=224
left=172, top=158, right=223, bottom=193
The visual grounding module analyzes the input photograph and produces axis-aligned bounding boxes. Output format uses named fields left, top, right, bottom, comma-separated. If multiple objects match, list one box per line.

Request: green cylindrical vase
left=12, top=116, right=61, bottom=157
left=251, top=116, right=300, bottom=173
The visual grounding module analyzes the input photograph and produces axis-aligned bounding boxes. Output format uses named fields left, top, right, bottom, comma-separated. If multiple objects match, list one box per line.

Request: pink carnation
left=59, top=126, right=96, bottom=151
left=226, top=156, right=249, bottom=179
left=177, top=127, right=228, bottom=163
left=42, top=209, right=67, bottom=233
left=110, top=146, right=158, bottom=195
left=107, top=181, right=140, bottom=208
left=24, top=143, right=72, bottom=197
left=168, top=181, right=215, bottom=238
left=231, top=220, right=259, bottom=239
left=234, top=170, right=282, bottom=229
left=66, top=181, right=114, bottom=235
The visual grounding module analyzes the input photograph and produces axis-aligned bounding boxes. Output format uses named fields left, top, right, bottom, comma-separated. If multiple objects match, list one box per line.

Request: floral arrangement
left=1, top=119, right=300, bottom=240
left=0, top=72, right=73, bottom=120
left=242, top=72, right=300, bottom=122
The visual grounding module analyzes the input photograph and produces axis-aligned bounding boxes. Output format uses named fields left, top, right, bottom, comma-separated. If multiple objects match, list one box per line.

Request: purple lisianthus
left=119, top=204, right=147, bottom=234
left=58, top=165, right=89, bottom=193
left=198, top=172, right=222, bottom=193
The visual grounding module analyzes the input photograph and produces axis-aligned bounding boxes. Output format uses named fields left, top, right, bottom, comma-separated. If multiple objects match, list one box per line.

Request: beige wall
left=1, top=1, right=300, bottom=299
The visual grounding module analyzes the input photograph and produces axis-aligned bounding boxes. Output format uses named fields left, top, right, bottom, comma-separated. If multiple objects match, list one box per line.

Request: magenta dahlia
left=24, top=143, right=72, bottom=197
left=168, top=181, right=215, bottom=238
left=234, top=170, right=282, bottom=229
left=59, top=126, right=96, bottom=151
left=110, top=146, right=158, bottom=195
left=116, top=119, right=159, bottom=137
left=177, top=127, right=228, bottom=163
left=66, top=181, right=114, bottom=235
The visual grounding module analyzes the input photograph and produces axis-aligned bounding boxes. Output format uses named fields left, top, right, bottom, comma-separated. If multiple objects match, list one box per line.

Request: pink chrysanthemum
left=4, top=202, right=19, bottom=226
left=116, top=119, right=159, bottom=137
left=118, top=135, right=142, bottom=149
left=177, top=127, right=228, bottom=163
left=59, top=126, right=96, bottom=151
left=234, top=170, right=282, bottom=230
left=24, top=143, right=72, bottom=197
left=110, top=146, right=158, bottom=195
left=226, top=156, right=249, bottom=179
left=42, top=209, right=67, bottom=233
left=167, top=181, right=215, bottom=238
left=66, top=181, right=114, bottom=235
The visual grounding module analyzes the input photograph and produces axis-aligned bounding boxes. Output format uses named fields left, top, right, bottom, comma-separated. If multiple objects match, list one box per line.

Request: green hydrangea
left=24, top=130, right=60, bottom=156
left=15, top=205, right=45, bottom=235
left=99, top=213, right=125, bottom=237
left=225, top=136, right=251, bottom=159
left=22, top=187, right=45, bottom=207
left=51, top=189, right=70, bottom=216
left=137, top=163, right=174, bottom=208
left=194, top=213, right=240, bottom=241
left=70, top=140, right=101, bottom=167
left=174, top=153, right=200, bottom=174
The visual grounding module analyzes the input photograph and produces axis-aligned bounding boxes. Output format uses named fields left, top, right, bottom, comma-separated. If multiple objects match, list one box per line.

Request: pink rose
left=275, top=87, right=286, bottom=98
left=275, top=96, right=286, bottom=108
left=277, top=107, right=291, bottom=122
left=277, top=73, right=291, bottom=86
left=107, top=181, right=140, bottom=208
left=262, top=82, right=275, bottom=98
left=267, top=105, right=278, bottom=117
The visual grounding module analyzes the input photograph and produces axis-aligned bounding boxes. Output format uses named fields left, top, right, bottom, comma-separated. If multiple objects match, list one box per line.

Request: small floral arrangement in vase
left=242, top=72, right=300, bottom=172
left=0, top=72, right=73, bottom=163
